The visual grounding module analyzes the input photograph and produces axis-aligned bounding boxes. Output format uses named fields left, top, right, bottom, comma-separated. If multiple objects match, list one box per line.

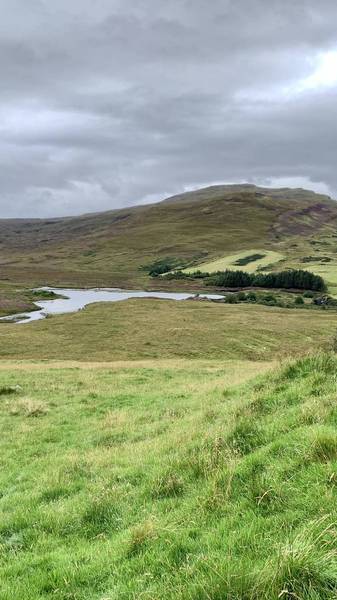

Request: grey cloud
left=0, top=0, right=337, bottom=216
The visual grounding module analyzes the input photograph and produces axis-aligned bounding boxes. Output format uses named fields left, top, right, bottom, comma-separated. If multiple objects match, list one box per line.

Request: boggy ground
left=0, top=298, right=336, bottom=361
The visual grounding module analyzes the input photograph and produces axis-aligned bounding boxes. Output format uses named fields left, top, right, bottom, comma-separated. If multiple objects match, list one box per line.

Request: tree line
left=162, top=268, right=326, bottom=291
left=204, top=269, right=326, bottom=291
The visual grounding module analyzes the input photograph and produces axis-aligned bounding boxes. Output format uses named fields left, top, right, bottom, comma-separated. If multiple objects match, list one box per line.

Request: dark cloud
left=0, top=0, right=337, bottom=216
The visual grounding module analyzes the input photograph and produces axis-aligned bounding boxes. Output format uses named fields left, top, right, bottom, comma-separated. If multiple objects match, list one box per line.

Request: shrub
left=314, top=296, right=337, bottom=307
left=189, top=270, right=210, bottom=279
left=295, top=296, right=304, bottom=305
left=149, top=261, right=174, bottom=276
left=246, top=291, right=257, bottom=302
left=145, top=257, right=186, bottom=276
left=224, top=294, right=239, bottom=304
left=261, top=294, right=277, bottom=306
left=31, top=290, right=60, bottom=300
left=0, top=385, right=22, bottom=396
left=234, top=253, right=266, bottom=266
left=326, top=297, right=337, bottom=307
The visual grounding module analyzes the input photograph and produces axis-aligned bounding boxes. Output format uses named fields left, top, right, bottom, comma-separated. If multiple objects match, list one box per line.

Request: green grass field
left=184, top=249, right=284, bottom=274
left=2, top=353, right=337, bottom=598
left=183, top=244, right=337, bottom=296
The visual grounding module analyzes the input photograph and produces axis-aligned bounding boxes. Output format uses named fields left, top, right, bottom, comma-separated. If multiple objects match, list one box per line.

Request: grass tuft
left=152, top=473, right=185, bottom=499
left=81, top=490, right=123, bottom=538
left=227, top=417, right=265, bottom=455
left=9, top=398, right=47, bottom=417
left=310, top=428, right=337, bottom=462
left=258, top=520, right=337, bottom=599
left=128, top=520, right=156, bottom=556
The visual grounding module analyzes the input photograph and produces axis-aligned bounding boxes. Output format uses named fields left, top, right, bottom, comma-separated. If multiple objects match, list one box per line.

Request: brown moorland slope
left=0, top=184, right=337, bottom=288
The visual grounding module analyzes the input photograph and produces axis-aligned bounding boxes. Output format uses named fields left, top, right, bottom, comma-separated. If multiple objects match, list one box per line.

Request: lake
left=1, top=287, right=225, bottom=324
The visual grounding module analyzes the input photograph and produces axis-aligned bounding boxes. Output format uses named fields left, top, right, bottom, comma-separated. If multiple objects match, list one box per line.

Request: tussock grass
left=9, top=398, right=47, bottom=417
left=0, top=298, right=337, bottom=362
left=1, top=355, right=337, bottom=597
left=128, top=520, right=157, bottom=556
left=151, top=472, right=185, bottom=498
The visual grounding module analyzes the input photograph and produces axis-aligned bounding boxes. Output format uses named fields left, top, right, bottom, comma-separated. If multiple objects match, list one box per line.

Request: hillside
left=1, top=184, right=337, bottom=289
left=2, top=354, right=337, bottom=598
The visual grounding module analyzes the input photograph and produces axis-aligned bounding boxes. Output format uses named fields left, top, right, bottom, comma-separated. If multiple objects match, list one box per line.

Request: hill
left=1, top=184, right=337, bottom=290
left=1, top=353, right=337, bottom=598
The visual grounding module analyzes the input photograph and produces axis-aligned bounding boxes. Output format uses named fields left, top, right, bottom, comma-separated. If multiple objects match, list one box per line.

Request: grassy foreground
left=1, top=355, right=337, bottom=598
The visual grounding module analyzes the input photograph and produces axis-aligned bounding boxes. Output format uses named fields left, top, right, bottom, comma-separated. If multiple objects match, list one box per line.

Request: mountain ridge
left=0, top=184, right=334, bottom=223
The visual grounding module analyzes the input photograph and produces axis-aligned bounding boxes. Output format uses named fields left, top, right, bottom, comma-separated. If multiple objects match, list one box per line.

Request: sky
left=1, top=0, right=337, bottom=217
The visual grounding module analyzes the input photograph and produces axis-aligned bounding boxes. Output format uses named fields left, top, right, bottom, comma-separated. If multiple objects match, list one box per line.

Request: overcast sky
left=1, top=0, right=337, bottom=217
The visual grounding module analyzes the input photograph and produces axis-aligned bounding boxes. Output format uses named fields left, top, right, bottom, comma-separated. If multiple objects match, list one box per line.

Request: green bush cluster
left=144, top=257, right=188, bottom=276
left=147, top=259, right=179, bottom=276
left=223, top=292, right=281, bottom=307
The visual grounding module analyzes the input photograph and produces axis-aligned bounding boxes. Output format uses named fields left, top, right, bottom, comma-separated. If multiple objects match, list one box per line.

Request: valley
left=1, top=185, right=337, bottom=598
